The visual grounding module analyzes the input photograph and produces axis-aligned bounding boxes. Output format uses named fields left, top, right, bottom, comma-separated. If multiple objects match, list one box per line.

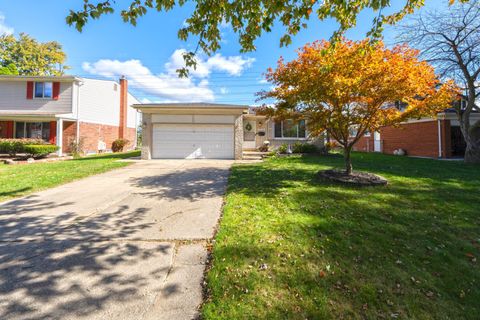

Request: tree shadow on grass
left=209, top=155, right=480, bottom=318
left=0, top=187, right=32, bottom=200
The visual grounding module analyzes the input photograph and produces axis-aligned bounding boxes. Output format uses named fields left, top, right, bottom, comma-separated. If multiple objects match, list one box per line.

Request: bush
left=292, top=142, right=318, bottom=153
left=277, top=143, right=288, bottom=154
left=23, top=144, right=59, bottom=158
left=68, top=137, right=85, bottom=158
left=0, top=138, right=46, bottom=156
left=112, top=139, right=129, bottom=153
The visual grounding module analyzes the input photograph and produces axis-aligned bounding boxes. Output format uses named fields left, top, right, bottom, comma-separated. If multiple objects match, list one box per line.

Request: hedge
left=0, top=139, right=52, bottom=156
left=277, top=142, right=318, bottom=154
left=23, top=144, right=59, bottom=158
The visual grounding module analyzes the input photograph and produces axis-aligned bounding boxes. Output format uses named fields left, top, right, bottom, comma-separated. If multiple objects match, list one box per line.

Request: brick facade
left=354, top=120, right=451, bottom=158
left=353, top=134, right=375, bottom=152
left=60, top=120, right=136, bottom=154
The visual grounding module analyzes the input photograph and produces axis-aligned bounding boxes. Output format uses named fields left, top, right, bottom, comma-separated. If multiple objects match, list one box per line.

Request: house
left=133, top=103, right=323, bottom=160
left=0, top=75, right=139, bottom=155
left=354, top=108, right=480, bottom=158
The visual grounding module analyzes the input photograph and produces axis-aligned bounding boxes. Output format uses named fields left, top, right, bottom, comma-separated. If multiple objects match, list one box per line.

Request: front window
left=274, top=120, right=306, bottom=139
left=15, top=122, right=50, bottom=140
left=34, top=82, right=53, bottom=98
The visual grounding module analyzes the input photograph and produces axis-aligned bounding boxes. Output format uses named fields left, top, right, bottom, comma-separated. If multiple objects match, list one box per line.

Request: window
left=15, top=122, right=50, bottom=140
left=395, top=101, right=408, bottom=112
left=34, top=82, right=53, bottom=98
left=364, top=130, right=371, bottom=137
left=274, top=120, right=307, bottom=139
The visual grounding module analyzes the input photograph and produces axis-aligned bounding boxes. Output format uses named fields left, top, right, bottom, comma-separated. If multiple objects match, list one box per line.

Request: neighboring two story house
left=0, top=76, right=139, bottom=155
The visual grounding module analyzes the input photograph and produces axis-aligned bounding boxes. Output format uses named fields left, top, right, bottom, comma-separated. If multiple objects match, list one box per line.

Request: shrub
left=23, top=144, right=59, bottom=158
left=277, top=143, right=288, bottom=154
left=112, top=139, right=129, bottom=153
left=0, top=138, right=47, bottom=156
left=292, top=142, right=318, bottom=154
left=68, top=137, right=85, bottom=158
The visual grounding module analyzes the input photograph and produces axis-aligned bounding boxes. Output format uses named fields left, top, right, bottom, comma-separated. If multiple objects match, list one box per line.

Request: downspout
left=437, top=119, right=442, bottom=158
left=76, top=80, right=84, bottom=144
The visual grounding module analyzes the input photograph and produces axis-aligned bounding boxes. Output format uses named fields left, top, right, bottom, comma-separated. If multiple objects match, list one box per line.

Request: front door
left=243, top=120, right=256, bottom=149
left=374, top=131, right=381, bottom=152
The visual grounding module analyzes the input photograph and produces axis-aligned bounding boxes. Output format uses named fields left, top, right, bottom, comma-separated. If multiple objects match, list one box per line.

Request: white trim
left=56, top=119, right=63, bottom=156
left=437, top=119, right=442, bottom=158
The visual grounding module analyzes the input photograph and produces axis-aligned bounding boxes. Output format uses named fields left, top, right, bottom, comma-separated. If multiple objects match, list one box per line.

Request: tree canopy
left=66, top=0, right=470, bottom=76
left=398, top=0, right=480, bottom=163
left=258, top=39, right=457, bottom=174
left=0, top=63, right=19, bottom=75
left=0, top=33, right=67, bottom=76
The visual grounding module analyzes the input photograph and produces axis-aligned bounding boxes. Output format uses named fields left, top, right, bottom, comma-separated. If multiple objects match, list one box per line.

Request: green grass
left=0, top=151, right=140, bottom=202
left=202, top=153, right=480, bottom=319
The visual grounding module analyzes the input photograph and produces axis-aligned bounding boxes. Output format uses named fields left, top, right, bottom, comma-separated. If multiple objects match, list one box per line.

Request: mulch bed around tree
left=318, top=169, right=388, bottom=186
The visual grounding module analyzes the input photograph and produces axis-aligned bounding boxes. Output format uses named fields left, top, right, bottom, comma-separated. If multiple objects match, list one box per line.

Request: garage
left=133, top=103, right=248, bottom=160
left=152, top=124, right=234, bottom=159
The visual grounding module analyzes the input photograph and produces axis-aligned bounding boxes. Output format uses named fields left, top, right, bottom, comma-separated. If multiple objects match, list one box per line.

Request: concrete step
left=242, top=151, right=270, bottom=156
left=242, top=155, right=263, bottom=161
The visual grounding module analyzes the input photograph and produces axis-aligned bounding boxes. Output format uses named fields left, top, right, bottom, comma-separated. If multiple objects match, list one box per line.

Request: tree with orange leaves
left=258, top=39, right=457, bottom=175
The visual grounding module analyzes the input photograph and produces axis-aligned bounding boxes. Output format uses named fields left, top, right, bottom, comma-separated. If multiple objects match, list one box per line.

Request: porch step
left=242, top=155, right=263, bottom=161
left=242, top=151, right=270, bottom=156
left=242, top=150, right=270, bottom=160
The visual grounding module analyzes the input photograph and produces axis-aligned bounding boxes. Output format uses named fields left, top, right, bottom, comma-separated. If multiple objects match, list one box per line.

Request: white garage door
left=152, top=124, right=234, bottom=159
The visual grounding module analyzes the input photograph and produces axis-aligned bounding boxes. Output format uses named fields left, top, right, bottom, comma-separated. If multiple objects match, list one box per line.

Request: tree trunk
left=459, top=108, right=480, bottom=164
left=344, top=147, right=353, bottom=175
left=464, top=141, right=480, bottom=164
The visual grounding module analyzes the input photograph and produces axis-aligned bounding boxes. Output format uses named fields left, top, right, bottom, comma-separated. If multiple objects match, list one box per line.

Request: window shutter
left=6, top=121, right=14, bottom=138
left=52, top=82, right=60, bottom=100
left=49, top=121, right=57, bottom=144
left=26, top=82, right=34, bottom=99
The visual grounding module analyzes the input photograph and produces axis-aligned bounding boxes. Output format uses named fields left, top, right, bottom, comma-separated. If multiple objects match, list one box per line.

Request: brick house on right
left=354, top=102, right=480, bottom=159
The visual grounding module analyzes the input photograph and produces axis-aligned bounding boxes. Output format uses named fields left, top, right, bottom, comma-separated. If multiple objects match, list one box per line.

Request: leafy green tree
left=0, top=33, right=68, bottom=76
left=67, top=0, right=470, bottom=76
left=0, top=63, right=19, bottom=75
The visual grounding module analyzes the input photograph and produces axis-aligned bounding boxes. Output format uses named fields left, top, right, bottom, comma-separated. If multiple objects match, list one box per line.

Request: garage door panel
left=152, top=124, right=234, bottom=159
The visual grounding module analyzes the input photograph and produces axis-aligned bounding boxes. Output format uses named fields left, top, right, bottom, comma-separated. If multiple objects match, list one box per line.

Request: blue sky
left=0, top=1, right=446, bottom=105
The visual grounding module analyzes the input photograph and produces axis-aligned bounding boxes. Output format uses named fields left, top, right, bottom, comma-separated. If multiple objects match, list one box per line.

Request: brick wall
left=353, top=135, right=375, bottom=152
left=60, top=121, right=136, bottom=154
left=62, top=121, right=77, bottom=153
left=380, top=120, right=447, bottom=158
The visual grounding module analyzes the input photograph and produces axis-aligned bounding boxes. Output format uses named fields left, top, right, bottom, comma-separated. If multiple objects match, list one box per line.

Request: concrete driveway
left=0, top=160, right=233, bottom=320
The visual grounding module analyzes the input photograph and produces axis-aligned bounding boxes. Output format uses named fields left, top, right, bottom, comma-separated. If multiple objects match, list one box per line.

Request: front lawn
left=202, top=153, right=480, bottom=319
left=0, top=151, right=139, bottom=203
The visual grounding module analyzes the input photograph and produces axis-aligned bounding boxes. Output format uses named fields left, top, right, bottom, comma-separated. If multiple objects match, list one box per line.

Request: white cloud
left=220, top=87, right=228, bottom=94
left=0, top=13, right=14, bottom=35
left=258, top=79, right=269, bottom=84
left=165, top=49, right=255, bottom=78
left=82, top=59, right=215, bottom=102
left=82, top=49, right=255, bottom=102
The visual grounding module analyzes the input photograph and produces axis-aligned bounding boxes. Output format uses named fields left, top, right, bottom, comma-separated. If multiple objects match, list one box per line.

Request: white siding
left=77, top=79, right=120, bottom=126
left=0, top=81, right=73, bottom=114
left=127, top=93, right=139, bottom=129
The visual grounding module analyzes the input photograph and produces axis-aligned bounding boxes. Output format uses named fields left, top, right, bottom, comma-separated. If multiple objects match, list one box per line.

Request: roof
left=0, top=75, right=81, bottom=82
left=133, top=103, right=250, bottom=110
left=0, top=75, right=126, bottom=85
